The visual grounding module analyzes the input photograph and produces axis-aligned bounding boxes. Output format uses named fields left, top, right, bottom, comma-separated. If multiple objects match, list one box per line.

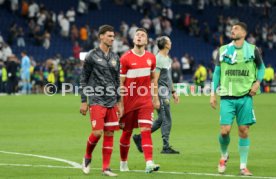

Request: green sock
left=239, top=137, right=250, bottom=169
left=218, top=134, right=230, bottom=158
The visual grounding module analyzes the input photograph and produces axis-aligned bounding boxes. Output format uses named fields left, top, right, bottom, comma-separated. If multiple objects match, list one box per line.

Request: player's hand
left=80, top=102, right=88, bottom=116
left=210, top=95, right=217, bottom=109
left=249, top=81, right=260, bottom=96
left=172, top=92, right=180, bottom=104
left=117, top=102, right=124, bottom=118
left=153, top=97, right=160, bottom=109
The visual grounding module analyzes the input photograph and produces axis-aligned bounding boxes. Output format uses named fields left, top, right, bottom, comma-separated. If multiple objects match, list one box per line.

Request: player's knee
left=238, top=127, right=249, bottom=138
left=92, top=130, right=103, bottom=137
left=140, top=127, right=151, bottom=132
left=220, top=129, right=230, bottom=136
left=104, top=130, right=114, bottom=136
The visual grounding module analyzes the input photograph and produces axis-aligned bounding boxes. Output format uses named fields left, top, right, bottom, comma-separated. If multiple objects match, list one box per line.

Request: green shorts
left=220, top=95, right=256, bottom=126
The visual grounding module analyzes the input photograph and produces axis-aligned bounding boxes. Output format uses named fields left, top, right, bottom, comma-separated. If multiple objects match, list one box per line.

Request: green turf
left=0, top=94, right=275, bottom=179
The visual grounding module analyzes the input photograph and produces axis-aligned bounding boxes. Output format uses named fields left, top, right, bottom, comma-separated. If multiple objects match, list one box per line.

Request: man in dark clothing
left=79, top=25, right=120, bottom=177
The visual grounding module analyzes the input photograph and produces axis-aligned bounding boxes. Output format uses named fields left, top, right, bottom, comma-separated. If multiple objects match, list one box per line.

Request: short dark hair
left=234, top=22, right=247, bottom=32
left=135, top=28, right=148, bottom=37
left=21, top=50, right=27, bottom=55
left=157, top=36, right=168, bottom=50
left=98, top=25, right=114, bottom=37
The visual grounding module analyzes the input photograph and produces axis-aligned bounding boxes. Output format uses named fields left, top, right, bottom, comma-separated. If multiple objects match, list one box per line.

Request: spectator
left=263, top=64, right=275, bottom=93
left=60, top=16, right=70, bottom=38
left=33, top=26, right=44, bottom=46
left=70, top=24, right=79, bottom=42
left=181, top=53, right=191, bottom=75
left=197, top=0, right=205, bottom=14
left=2, top=43, right=12, bottom=62
left=0, top=61, right=7, bottom=93
left=17, top=27, right=25, bottom=47
left=57, top=11, right=64, bottom=26
left=171, top=57, right=182, bottom=83
left=28, top=0, right=39, bottom=20
left=21, top=0, right=28, bottom=17
left=36, top=9, right=47, bottom=27
left=6, top=55, right=19, bottom=94
left=0, top=32, right=3, bottom=44
left=162, top=18, right=172, bottom=36
left=120, top=21, right=129, bottom=38
left=152, top=16, right=162, bottom=35
left=7, top=23, right=17, bottom=45
left=79, top=25, right=88, bottom=42
left=128, top=24, right=138, bottom=39
left=77, top=0, right=88, bottom=15
left=66, top=7, right=76, bottom=23
left=10, top=0, right=19, bottom=14
left=90, top=0, right=102, bottom=10
left=43, top=31, right=51, bottom=49
left=72, top=41, right=81, bottom=59
left=162, top=7, right=173, bottom=21
left=140, top=15, right=152, bottom=31
left=247, top=33, right=256, bottom=44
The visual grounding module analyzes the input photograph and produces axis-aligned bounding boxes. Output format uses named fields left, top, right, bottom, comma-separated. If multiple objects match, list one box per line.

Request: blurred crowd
left=0, top=0, right=275, bottom=95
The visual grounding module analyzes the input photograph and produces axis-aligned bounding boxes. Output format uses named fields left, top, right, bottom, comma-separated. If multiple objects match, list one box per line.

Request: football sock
left=219, top=134, right=230, bottom=159
left=102, top=135, right=114, bottom=170
left=120, top=131, right=132, bottom=161
left=141, top=130, right=153, bottom=161
left=85, top=133, right=100, bottom=159
left=239, top=137, right=250, bottom=169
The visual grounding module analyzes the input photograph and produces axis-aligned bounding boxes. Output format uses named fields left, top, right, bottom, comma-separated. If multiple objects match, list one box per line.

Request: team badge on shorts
left=147, top=59, right=152, bottom=66
left=111, top=59, right=117, bottom=67
left=92, top=120, right=96, bottom=128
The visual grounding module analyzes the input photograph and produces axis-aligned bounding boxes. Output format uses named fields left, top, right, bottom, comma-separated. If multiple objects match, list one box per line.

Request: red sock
left=102, top=135, right=114, bottom=170
left=85, top=133, right=100, bottom=159
left=141, top=130, right=153, bottom=161
left=120, top=131, right=132, bottom=161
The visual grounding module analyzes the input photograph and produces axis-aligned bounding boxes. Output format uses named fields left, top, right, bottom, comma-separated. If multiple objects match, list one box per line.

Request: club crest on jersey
left=111, top=59, right=117, bottom=67
left=92, top=120, right=96, bottom=128
left=147, top=59, right=152, bottom=66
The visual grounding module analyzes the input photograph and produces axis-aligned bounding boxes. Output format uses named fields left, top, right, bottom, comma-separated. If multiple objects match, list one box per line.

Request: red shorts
left=120, top=108, right=154, bottom=131
left=89, top=105, right=119, bottom=131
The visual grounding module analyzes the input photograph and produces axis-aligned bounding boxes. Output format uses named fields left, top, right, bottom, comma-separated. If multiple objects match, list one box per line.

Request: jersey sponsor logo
left=225, top=69, right=249, bottom=76
left=147, top=59, right=152, bottom=66
left=131, top=63, right=137, bottom=66
left=92, top=120, right=96, bottom=128
left=111, top=58, right=117, bottom=67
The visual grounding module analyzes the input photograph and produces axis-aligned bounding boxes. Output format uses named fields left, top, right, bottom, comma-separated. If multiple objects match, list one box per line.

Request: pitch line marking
left=1, top=163, right=276, bottom=179
left=0, top=151, right=276, bottom=179
left=0, top=150, right=81, bottom=168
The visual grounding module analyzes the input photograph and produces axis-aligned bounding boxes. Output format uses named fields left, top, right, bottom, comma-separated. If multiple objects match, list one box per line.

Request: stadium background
left=0, top=0, right=276, bottom=178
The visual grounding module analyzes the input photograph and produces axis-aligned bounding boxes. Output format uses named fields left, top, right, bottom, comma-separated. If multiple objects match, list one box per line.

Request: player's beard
left=104, top=41, right=112, bottom=48
left=231, top=34, right=242, bottom=41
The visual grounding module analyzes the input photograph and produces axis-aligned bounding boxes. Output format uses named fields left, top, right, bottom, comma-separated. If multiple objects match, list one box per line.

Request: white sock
left=146, top=160, right=153, bottom=166
left=221, top=153, right=228, bottom=160
left=240, top=163, right=246, bottom=169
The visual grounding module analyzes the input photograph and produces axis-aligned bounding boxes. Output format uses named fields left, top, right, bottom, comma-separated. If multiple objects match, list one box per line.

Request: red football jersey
left=120, top=50, right=156, bottom=114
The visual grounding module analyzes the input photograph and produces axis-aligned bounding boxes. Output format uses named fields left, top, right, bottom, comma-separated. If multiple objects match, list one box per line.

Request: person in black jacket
left=79, top=25, right=120, bottom=177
